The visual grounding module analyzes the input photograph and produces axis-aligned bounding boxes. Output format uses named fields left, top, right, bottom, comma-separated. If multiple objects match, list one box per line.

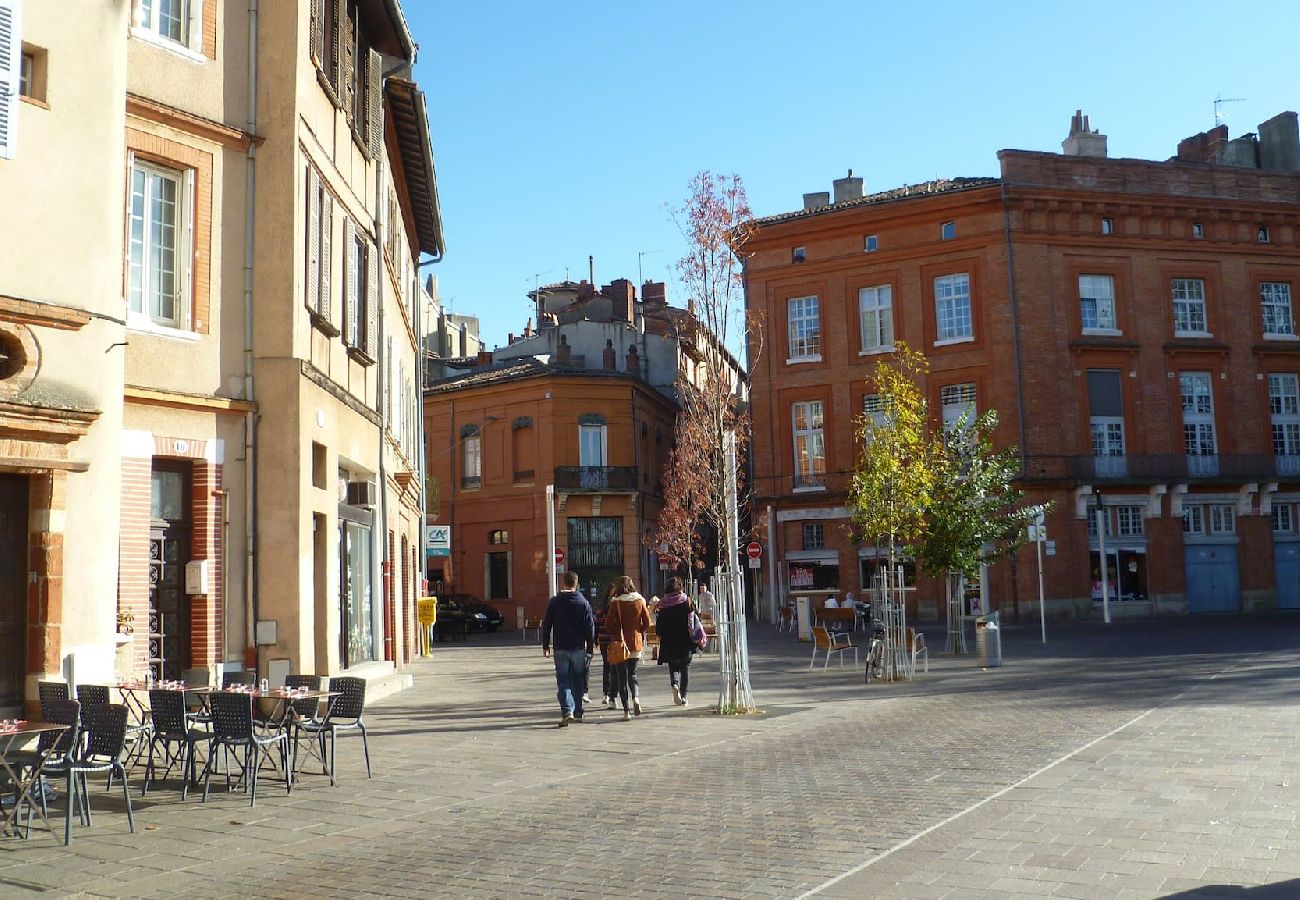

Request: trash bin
left=975, top=611, right=1002, bottom=667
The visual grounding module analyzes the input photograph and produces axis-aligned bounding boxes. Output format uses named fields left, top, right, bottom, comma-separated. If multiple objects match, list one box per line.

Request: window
left=1079, top=275, right=1117, bottom=332
left=863, top=393, right=888, bottom=429
left=1261, top=283, right=1295, bottom=337
left=934, top=273, right=972, bottom=342
left=787, top=295, right=821, bottom=360
left=802, top=523, right=824, bottom=550
left=1184, top=504, right=1234, bottom=536
left=1180, top=372, right=1217, bottom=474
left=310, top=0, right=383, bottom=158
left=858, top=285, right=893, bottom=354
left=1269, top=374, right=1300, bottom=474
left=488, top=529, right=510, bottom=545
left=1258, top=226, right=1271, bottom=243
left=1115, top=506, right=1144, bottom=537
left=1088, top=370, right=1125, bottom=476
left=940, top=221, right=956, bottom=240
left=461, top=426, right=481, bottom=489
left=136, top=0, right=203, bottom=52
left=864, top=234, right=878, bottom=253
left=1272, top=503, right=1295, bottom=534
left=1192, top=222, right=1204, bottom=239
left=342, top=217, right=377, bottom=360
left=1101, top=217, right=1114, bottom=235
left=792, top=246, right=806, bottom=263
left=304, top=164, right=336, bottom=332
left=940, top=383, right=977, bottom=434
left=791, top=400, right=826, bottom=489
left=18, top=50, right=31, bottom=98
left=486, top=551, right=511, bottom=599
left=1172, top=278, right=1208, bottom=335
left=128, top=159, right=192, bottom=329
left=579, top=422, right=607, bottom=467
left=348, top=229, right=366, bottom=347
left=340, top=518, right=374, bottom=666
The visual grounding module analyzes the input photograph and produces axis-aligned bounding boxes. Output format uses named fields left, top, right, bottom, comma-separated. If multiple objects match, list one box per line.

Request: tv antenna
left=1214, top=95, right=1246, bottom=125
left=637, top=249, right=663, bottom=286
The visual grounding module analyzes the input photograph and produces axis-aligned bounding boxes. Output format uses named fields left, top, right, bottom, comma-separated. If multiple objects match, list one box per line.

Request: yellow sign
left=417, top=597, right=438, bottom=625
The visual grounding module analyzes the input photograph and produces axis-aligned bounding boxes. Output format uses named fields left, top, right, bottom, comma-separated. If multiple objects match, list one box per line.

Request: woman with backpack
left=605, top=575, right=651, bottom=720
left=654, top=576, right=704, bottom=707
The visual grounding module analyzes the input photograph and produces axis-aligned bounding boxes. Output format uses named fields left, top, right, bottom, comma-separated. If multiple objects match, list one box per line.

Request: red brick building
left=747, top=111, right=1300, bottom=621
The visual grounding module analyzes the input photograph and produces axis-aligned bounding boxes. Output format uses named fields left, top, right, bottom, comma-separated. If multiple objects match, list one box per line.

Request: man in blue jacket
left=542, top=571, right=595, bottom=726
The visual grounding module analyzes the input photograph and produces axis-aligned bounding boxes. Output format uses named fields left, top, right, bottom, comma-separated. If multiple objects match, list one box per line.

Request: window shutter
left=366, top=47, right=382, bottom=159
left=341, top=2, right=354, bottom=122
left=188, top=0, right=205, bottom=54
left=183, top=168, right=196, bottom=328
left=320, top=191, right=333, bottom=322
left=308, top=0, right=322, bottom=65
left=326, top=0, right=340, bottom=89
left=366, top=237, right=379, bottom=360
left=306, top=165, right=320, bottom=313
left=342, top=216, right=355, bottom=346
left=0, top=0, right=22, bottom=160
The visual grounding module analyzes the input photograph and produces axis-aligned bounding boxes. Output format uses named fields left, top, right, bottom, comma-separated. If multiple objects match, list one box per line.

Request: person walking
left=606, top=575, right=651, bottom=721
left=541, top=571, right=595, bottom=727
left=697, top=582, right=716, bottom=618
left=593, top=595, right=616, bottom=707
left=654, top=576, right=700, bottom=707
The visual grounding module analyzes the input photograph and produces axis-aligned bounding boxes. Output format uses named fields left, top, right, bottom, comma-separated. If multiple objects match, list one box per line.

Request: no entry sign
left=746, top=542, right=763, bottom=560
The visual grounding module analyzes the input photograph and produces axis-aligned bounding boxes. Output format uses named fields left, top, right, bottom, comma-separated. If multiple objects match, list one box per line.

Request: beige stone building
left=0, top=0, right=441, bottom=713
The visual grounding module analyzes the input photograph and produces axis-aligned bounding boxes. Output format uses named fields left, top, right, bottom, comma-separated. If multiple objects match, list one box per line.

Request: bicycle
left=864, top=618, right=887, bottom=683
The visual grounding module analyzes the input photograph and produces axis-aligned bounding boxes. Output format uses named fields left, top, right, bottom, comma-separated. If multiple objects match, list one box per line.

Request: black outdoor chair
left=294, top=676, right=370, bottom=785
left=222, top=670, right=257, bottom=688
left=37, top=681, right=70, bottom=719
left=142, top=689, right=216, bottom=800
left=200, top=691, right=291, bottom=807
left=62, top=703, right=135, bottom=845
left=182, top=666, right=214, bottom=728
left=11, top=698, right=79, bottom=838
left=77, top=684, right=150, bottom=778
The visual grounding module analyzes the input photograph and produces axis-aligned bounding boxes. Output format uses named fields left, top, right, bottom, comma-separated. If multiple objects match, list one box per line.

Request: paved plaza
left=2, top=615, right=1299, bottom=898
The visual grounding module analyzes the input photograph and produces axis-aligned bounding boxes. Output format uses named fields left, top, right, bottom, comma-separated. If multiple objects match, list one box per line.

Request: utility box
left=185, top=560, right=210, bottom=595
left=976, top=612, right=1002, bottom=667
left=796, top=596, right=813, bottom=642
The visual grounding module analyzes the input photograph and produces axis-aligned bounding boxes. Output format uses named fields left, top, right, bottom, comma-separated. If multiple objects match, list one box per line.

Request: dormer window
left=1101, top=217, right=1114, bottom=235
left=1192, top=222, right=1204, bottom=239
left=792, top=246, right=806, bottom=263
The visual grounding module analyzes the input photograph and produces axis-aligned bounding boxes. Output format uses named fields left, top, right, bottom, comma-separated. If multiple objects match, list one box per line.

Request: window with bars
left=787, top=295, right=821, bottom=360
left=934, top=273, right=972, bottom=342
left=1172, top=278, right=1208, bottom=335
left=802, top=523, right=824, bottom=550
left=858, top=285, right=893, bottom=353
left=1079, top=274, right=1117, bottom=331
left=792, top=400, right=826, bottom=488
left=940, top=383, right=977, bottom=433
left=1261, top=282, right=1295, bottom=337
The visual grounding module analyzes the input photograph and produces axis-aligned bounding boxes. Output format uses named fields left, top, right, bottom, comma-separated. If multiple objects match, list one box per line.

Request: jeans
left=553, top=648, right=588, bottom=718
left=600, top=648, right=614, bottom=699
left=614, top=658, right=640, bottom=710
left=666, top=655, right=691, bottom=698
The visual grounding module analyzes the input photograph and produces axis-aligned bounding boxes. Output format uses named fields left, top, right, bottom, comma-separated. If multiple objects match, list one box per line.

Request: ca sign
left=425, top=525, right=451, bottom=557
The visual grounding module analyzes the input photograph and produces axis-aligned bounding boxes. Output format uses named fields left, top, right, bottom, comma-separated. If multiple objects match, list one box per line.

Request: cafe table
left=205, top=686, right=340, bottom=787
left=0, top=721, right=72, bottom=838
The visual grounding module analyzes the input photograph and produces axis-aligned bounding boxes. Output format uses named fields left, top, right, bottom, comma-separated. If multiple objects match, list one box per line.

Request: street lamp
left=1094, top=490, right=1112, bottom=624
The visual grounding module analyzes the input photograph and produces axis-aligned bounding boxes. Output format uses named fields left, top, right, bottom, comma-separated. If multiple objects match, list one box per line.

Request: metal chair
left=222, top=669, right=258, bottom=688
left=77, top=684, right=150, bottom=777
left=294, top=676, right=370, bottom=785
left=143, top=689, right=216, bottom=800
left=11, top=698, right=79, bottom=838
left=62, top=704, right=135, bottom=845
left=809, top=626, right=858, bottom=670
left=182, top=666, right=214, bottom=728
left=200, top=691, right=292, bottom=807
left=38, top=681, right=70, bottom=718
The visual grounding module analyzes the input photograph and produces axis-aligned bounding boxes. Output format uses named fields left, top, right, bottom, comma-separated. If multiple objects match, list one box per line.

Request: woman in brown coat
left=606, top=575, right=652, bottom=720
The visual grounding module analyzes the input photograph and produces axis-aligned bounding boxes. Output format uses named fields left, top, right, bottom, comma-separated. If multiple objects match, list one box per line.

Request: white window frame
left=1269, top=374, right=1300, bottom=471
left=127, top=156, right=194, bottom=334
left=1261, top=282, right=1296, bottom=339
left=133, top=0, right=206, bottom=60
left=1179, top=372, right=1217, bottom=473
left=1182, top=504, right=1233, bottom=535
left=578, top=423, right=607, bottom=468
left=791, top=400, right=826, bottom=491
left=1272, top=503, right=1295, bottom=534
left=462, top=434, right=482, bottom=486
left=940, top=383, right=977, bottom=434
left=787, top=295, right=821, bottom=362
left=802, top=523, right=824, bottom=550
left=1090, top=418, right=1125, bottom=457
left=862, top=393, right=888, bottom=429
left=864, top=234, right=878, bottom=253
left=858, top=285, right=893, bottom=355
left=934, top=273, right=972, bottom=344
left=1079, top=274, right=1118, bottom=333
left=940, top=221, right=956, bottom=240
left=1115, top=505, right=1144, bottom=537
left=1172, top=278, right=1210, bottom=337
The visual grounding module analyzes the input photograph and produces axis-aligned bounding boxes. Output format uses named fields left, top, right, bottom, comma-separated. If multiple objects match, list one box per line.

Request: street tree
left=654, top=171, right=756, bottom=713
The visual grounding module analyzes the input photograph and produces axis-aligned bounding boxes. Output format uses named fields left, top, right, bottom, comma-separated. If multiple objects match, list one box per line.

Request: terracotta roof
left=750, top=177, right=1000, bottom=227
left=385, top=79, right=445, bottom=257
left=424, top=356, right=633, bottom=394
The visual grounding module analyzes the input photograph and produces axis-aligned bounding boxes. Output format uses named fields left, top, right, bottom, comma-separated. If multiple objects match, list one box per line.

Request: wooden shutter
left=188, top=0, right=205, bottom=54
left=366, top=237, right=379, bottom=360
left=342, top=216, right=355, bottom=346
left=326, top=0, right=340, bottom=90
left=320, top=191, right=333, bottom=322
left=366, top=47, right=382, bottom=159
left=308, top=0, right=322, bottom=65
left=0, top=0, right=21, bottom=160
left=183, top=168, right=196, bottom=328
left=306, top=165, right=320, bottom=313
left=341, top=1, right=355, bottom=123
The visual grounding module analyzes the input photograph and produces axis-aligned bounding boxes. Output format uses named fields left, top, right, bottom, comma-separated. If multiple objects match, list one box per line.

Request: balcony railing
left=554, top=466, right=639, bottom=492
left=1022, top=454, right=1289, bottom=484
left=793, top=471, right=827, bottom=491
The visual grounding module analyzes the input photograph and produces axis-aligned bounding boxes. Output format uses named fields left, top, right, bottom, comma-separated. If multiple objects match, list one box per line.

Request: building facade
left=0, top=0, right=441, bottom=713
left=747, top=111, right=1300, bottom=621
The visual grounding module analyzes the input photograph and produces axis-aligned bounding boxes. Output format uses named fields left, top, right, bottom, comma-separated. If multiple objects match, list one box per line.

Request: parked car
left=433, top=597, right=470, bottom=641
left=443, top=594, right=504, bottom=632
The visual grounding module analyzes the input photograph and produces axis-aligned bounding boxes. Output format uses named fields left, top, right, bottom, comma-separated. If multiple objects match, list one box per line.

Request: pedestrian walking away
left=606, top=575, right=651, bottom=720
left=654, top=576, right=702, bottom=708
left=541, top=571, right=596, bottom=727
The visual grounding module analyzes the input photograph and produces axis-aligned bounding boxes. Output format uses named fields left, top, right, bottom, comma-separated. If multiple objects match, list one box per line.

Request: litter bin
left=975, top=611, right=1002, bottom=667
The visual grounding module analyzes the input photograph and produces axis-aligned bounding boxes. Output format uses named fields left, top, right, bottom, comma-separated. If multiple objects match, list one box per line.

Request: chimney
left=1258, top=111, right=1300, bottom=173
left=1062, top=110, right=1108, bottom=158
left=832, top=169, right=864, bottom=204
left=476, top=350, right=493, bottom=367
left=605, top=278, right=635, bottom=322
left=1176, top=125, right=1228, bottom=163
left=803, top=191, right=831, bottom=210
left=641, top=281, right=667, bottom=309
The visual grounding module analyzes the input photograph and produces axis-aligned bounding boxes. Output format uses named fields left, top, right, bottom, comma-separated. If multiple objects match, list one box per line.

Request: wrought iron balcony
left=1021, top=453, right=1288, bottom=484
left=554, top=466, right=639, bottom=492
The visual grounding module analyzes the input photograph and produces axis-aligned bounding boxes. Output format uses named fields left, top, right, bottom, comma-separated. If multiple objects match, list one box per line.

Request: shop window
left=789, top=562, right=838, bottom=590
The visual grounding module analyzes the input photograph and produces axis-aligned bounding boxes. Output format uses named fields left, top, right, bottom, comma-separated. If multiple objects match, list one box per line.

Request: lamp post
left=1095, top=491, right=1112, bottom=624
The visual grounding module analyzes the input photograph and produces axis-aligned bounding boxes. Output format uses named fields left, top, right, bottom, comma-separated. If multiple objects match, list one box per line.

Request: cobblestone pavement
left=2, top=616, right=1299, bottom=898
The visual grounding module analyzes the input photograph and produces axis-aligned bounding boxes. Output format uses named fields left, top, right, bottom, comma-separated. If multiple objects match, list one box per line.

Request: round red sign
left=554, top=547, right=565, bottom=565
left=746, top=542, right=763, bottom=559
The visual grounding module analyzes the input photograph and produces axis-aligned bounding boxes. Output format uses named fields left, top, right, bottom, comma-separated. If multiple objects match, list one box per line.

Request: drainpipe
left=1000, top=181, right=1028, bottom=470
left=243, top=0, right=260, bottom=671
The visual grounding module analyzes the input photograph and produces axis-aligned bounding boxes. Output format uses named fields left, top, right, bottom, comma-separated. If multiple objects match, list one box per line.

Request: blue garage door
left=1184, top=544, right=1239, bottom=613
left=1274, top=542, right=1300, bottom=610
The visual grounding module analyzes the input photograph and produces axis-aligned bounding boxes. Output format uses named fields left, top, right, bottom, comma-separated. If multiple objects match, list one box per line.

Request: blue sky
left=407, top=1, right=1300, bottom=348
